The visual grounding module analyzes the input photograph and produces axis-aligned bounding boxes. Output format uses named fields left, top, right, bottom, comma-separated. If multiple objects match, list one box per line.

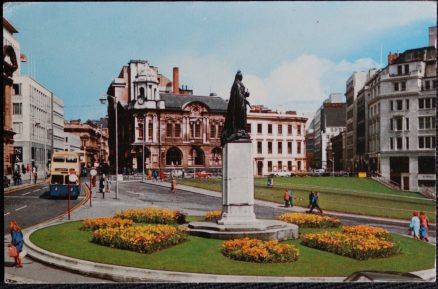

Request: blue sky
left=4, top=1, right=436, bottom=121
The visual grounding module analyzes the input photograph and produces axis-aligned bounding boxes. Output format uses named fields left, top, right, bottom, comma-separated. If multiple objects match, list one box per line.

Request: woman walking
left=409, top=211, right=420, bottom=240
left=9, top=221, right=24, bottom=268
left=171, top=176, right=177, bottom=193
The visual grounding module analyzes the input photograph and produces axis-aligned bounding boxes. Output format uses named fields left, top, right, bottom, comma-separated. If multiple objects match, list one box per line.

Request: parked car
left=3, top=176, right=11, bottom=188
left=344, top=271, right=424, bottom=282
left=311, top=169, right=326, bottom=176
left=169, top=169, right=184, bottom=178
left=273, top=170, right=290, bottom=177
left=195, top=171, right=211, bottom=178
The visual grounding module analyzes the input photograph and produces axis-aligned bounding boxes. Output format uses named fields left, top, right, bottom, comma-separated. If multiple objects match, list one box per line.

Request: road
left=4, top=180, right=435, bottom=283
left=3, top=181, right=86, bottom=233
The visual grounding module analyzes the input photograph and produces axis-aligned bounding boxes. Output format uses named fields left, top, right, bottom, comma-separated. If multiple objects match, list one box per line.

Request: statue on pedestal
left=220, top=70, right=251, bottom=147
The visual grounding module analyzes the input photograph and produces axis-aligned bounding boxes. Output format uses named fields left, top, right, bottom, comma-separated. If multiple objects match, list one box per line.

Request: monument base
left=187, top=220, right=299, bottom=241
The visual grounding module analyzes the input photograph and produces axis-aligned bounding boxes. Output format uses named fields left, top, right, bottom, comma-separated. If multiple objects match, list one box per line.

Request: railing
left=370, top=172, right=401, bottom=191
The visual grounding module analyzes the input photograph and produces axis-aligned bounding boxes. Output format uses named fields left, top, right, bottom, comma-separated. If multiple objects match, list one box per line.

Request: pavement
left=6, top=180, right=436, bottom=283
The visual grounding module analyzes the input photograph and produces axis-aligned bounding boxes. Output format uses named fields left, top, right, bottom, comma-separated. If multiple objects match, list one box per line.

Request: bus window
left=53, top=157, right=65, bottom=162
left=51, top=175, right=64, bottom=185
left=66, top=157, right=78, bottom=163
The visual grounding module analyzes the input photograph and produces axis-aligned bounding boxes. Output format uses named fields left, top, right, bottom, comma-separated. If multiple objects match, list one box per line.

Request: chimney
left=387, top=52, right=400, bottom=65
left=173, top=67, right=179, bottom=95
left=429, top=26, right=437, bottom=48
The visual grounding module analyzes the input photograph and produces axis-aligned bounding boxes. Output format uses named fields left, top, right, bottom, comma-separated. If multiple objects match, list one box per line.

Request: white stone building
left=247, top=106, right=307, bottom=176
left=11, top=75, right=63, bottom=178
left=368, top=43, right=436, bottom=192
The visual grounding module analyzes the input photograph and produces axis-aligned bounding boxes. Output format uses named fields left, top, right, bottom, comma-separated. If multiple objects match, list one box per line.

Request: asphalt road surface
left=3, top=181, right=86, bottom=233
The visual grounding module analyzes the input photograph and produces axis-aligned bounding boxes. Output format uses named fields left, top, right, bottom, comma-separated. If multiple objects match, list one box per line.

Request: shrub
left=115, top=208, right=186, bottom=224
left=301, top=231, right=400, bottom=260
left=80, top=217, right=133, bottom=231
left=205, top=210, right=222, bottom=221
left=92, top=224, right=187, bottom=254
left=221, top=238, right=299, bottom=263
left=277, top=213, right=341, bottom=228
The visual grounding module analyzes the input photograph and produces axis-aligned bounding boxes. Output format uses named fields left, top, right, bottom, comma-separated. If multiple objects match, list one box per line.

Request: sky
left=4, top=1, right=436, bottom=121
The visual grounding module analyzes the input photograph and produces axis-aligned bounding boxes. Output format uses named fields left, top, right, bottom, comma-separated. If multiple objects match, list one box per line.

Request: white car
left=274, top=170, right=290, bottom=177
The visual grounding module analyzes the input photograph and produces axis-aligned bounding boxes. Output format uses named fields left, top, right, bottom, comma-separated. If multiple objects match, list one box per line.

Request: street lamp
left=99, top=94, right=119, bottom=200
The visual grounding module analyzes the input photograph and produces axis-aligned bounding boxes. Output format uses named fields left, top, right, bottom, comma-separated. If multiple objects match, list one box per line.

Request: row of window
left=422, top=79, right=437, bottom=91
left=389, top=116, right=435, bottom=131
left=265, top=160, right=303, bottom=172
left=162, top=123, right=224, bottom=139
left=257, top=141, right=302, bottom=155
left=418, top=98, right=435, bottom=109
left=248, top=123, right=302, bottom=135
left=389, top=136, right=435, bottom=150
left=389, top=99, right=409, bottom=111
left=396, top=64, right=410, bottom=76
left=393, top=81, right=407, bottom=92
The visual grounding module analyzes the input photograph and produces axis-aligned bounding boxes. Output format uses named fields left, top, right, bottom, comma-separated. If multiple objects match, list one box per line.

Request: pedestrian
left=307, top=192, right=323, bottom=214
left=171, top=176, right=177, bottom=193
left=159, top=170, right=165, bottom=182
left=283, top=189, right=290, bottom=207
left=147, top=169, right=152, bottom=180
left=182, top=169, right=185, bottom=179
left=419, top=211, right=429, bottom=242
left=153, top=170, right=158, bottom=182
left=99, top=174, right=105, bottom=194
left=9, top=220, right=23, bottom=268
left=409, top=211, right=420, bottom=240
left=288, top=189, right=293, bottom=207
left=33, top=167, right=38, bottom=184
left=308, top=191, right=314, bottom=208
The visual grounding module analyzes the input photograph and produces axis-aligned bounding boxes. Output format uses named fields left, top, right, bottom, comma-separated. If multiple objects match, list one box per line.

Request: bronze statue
left=221, top=70, right=251, bottom=147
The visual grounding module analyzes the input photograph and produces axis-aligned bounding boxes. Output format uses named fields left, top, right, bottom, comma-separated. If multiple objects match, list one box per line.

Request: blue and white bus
left=48, top=151, right=81, bottom=199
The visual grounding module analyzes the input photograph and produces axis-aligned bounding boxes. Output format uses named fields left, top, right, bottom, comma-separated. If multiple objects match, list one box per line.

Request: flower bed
left=92, top=224, right=187, bottom=254
left=342, top=225, right=390, bottom=240
left=221, top=238, right=299, bottom=263
left=80, top=217, right=133, bottom=231
left=114, top=208, right=186, bottom=224
left=205, top=210, right=222, bottom=221
left=277, top=213, right=341, bottom=228
left=301, top=231, right=400, bottom=260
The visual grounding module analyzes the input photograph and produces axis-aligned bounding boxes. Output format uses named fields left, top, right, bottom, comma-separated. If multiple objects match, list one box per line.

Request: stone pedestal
left=218, top=141, right=257, bottom=225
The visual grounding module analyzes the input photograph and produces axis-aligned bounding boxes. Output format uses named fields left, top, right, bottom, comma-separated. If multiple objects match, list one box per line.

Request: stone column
left=152, top=115, right=158, bottom=143
left=206, top=118, right=210, bottom=143
left=145, top=116, right=149, bottom=142
left=218, top=141, right=257, bottom=225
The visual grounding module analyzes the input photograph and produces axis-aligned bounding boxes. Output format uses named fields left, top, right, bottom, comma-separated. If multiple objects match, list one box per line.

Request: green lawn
left=178, top=177, right=436, bottom=222
left=30, top=221, right=435, bottom=277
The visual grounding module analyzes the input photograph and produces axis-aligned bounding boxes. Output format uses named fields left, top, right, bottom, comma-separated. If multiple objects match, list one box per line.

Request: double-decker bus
left=49, top=151, right=81, bottom=199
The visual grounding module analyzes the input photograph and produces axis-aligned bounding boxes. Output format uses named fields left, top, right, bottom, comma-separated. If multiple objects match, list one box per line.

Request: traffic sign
left=90, top=169, right=97, bottom=176
left=69, top=174, right=78, bottom=182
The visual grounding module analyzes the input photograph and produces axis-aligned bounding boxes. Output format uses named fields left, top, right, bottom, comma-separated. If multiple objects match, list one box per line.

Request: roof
left=160, top=93, right=228, bottom=112
left=3, top=17, right=18, bottom=33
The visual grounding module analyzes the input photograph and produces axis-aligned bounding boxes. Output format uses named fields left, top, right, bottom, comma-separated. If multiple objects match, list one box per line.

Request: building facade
left=11, top=75, right=55, bottom=178
left=311, top=94, right=346, bottom=170
left=368, top=44, right=436, bottom=192
left=248, top=106, right=307, bottom=176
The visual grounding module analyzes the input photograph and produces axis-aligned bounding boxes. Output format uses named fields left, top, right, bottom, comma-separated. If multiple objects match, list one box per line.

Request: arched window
left=211, top=147, right=222, bottom=166
left=136, top=148, right=151, bottom=170
left=139, top=87, right=145, bottom=97
left=166, top=147, right=182, bottom=166
left=190, top=146, right=204, bottom=166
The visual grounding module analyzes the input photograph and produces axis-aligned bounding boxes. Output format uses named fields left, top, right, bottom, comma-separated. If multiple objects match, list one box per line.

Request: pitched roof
left=160, top=93, right=228, bottom=112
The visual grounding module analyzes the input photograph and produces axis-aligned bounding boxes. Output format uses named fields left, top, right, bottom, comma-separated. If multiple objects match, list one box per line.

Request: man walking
left=288, top=189, right=293, bottom=207
left=283, top=189, right=290, bottom=207
left=307, top=192, right=323, bottom=214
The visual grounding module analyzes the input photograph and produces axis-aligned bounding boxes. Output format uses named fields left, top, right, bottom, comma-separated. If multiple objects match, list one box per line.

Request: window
left=297, top=125, right=302, bottom=135
left=397, top=65, right=402, bottom=75
left=257, top=141, right=262, bottom=154
left=13, top=103, right=22, bottom=115
left=397, top=100, right=402, bottom=110
left=268, top=142, right=272, bottom=154
left=287, top=142, right=292, bottom=154
left=396, top=118, right=402, bottom=131
left=401, top=81, right=406, bottom=91
left=297, top=161, right=302, bottom=171
left=396, top=137, right=402, bottom=150
left=268, top=124, right=272, bottom=134
left=277, top=142, right=282, bottom=154
left=419, top=98, right=424, bottom=109
left=297, top=142, right=301, bottom=154
left=278, top=124, right=282, bottom=135
left=288, top=125, right=292, bottom=135
left=166, top=123, right=172, bottom=137
left=148, top=123, right=153, bottom=140
left=13, top=84, right=21, bottom=95
left=405, top=118, right=409, bottom=130
left=139, top=123, right=144, bottom=139
left=406, top=137, right=409, bottom=150
left=210, top=125, right=216, bottom=138
left=433, top=80, right=437, bottom=89
left=174, top=123, right=181, bottom=137
left=195, top=123, right=201, bottom=138
left=425, top=81, right=430, bottom=90
left=406, top=99, right=409, bottom=110
left=418, top=156, right=435, bottom=174
left=418, top=136, right=436, bottom=149
left=82, top=139, right=87, bottom=147
left=390, top=137, right=394, bottom=150
left=390, top=119, right=393, bottom=131
left=394, top=82, right=399, bottom=91
left=257, top=123, right=262, bottom=134
left=419, top=116, right=435, bottom=130
left=404, top=64, right=409, bottom=75
left=278, top=161, right=282, bottom=171
left=268, top=161, right=272, bottom=172
left=13, top=122, right=23, bottom=134
left=390, top=100, right=393, bottom=111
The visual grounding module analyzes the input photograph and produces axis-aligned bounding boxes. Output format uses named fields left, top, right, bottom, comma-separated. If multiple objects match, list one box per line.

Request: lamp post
left=99, top=95, right=119, bottom=200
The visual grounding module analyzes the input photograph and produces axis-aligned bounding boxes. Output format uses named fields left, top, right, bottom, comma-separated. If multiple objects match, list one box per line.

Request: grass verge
left=30, top=221, right=435, bottom=277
